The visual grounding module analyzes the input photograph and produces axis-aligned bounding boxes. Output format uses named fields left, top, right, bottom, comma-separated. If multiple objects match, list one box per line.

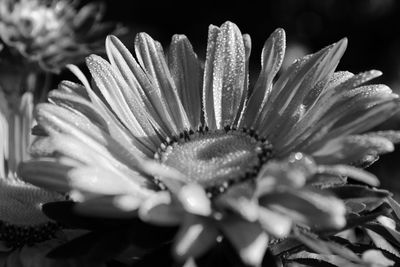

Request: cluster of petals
left=0, top=0, right=125, bottom=72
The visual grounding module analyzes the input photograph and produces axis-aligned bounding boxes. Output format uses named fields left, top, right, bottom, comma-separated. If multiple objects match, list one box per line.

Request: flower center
left=0, top=179, right=63, bottom=248
left=156, top=126, right=273, bottom=194
left=0, top=221, right=61, bottom=248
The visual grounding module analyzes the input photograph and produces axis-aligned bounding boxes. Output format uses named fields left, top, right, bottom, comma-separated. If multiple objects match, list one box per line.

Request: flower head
left=19, top=21, right=400, bottom=265
left=0, top=0, right=125, bottom=73
left=0, top=90, right=65, bottom=265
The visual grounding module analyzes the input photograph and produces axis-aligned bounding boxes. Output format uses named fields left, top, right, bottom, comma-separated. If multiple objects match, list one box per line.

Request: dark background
left=77, top=0, right=400, bottom=192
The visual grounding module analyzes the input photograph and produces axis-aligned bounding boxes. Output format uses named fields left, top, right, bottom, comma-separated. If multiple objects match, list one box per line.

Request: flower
left=0, top=0, right=126, bottom=73
left=19, top=21, right=400, bottom=265
left=0, top=90, right=67, bottom=266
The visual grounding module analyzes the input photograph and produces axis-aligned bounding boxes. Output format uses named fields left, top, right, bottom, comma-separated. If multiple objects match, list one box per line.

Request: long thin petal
left=105, top=35, right=172, bottom=137
left=242, top=28, right=286, bottom=129
left=86, top=54, right=162, bottom=152
left=202, top=25, right=220, bottom=129
left=203, top=21, right=246, bottom=129
left=168, top=35, right=203, bottom=129
left=135, top=32, right=190, bottom=133
left=259, top=38, right=348, bottom=140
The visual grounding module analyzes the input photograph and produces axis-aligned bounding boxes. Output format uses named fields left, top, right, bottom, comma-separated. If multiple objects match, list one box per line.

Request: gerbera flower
left=0, top=0, right=126, bottom=73
left=0, top=91, right=71, bottom=266
left=19, top=21, right=400, bottom=266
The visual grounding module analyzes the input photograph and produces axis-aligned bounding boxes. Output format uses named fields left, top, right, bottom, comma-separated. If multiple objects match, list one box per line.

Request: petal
left=35, top=104, right=159, bottom=182
left=67, top=166, right=154, bottom=197
left=215, top=182, right=258, bottom=221
left=139, top=191, right=184, bottom=226
left=86, top=54, right=162, bottom=152
left=233, top=33, right=251, bottom=125
left=242, top=28, right=286, bottom=129
left=260, top=189, right=346, bottom=229
left=258, top=207, right=292, bottom=238
left=311, top=134, right=394, bottom=165
left=178, top=184, right=212, bottom=216
left=135, top=32, right=190, bottom=133
left=202, top=25, right=219, bottom=129
left=48, top=88, right=109, bottom=132
left=362, top=250, right=395, bottom=266
left=318, top=164, right=379, bottom=186
left=279, top=77, right=398, bottom=155
left=17, top=160, right=72, bottom=193
left=256, top=153, right=317, bottom=194
left=66, top=64, right=153, bottom=157
left=74, top=195, right=142, bottom=218
left=105, top=35, right=173, bottom=137
left=258, top=38, right=348, bottom=139
left=56, top=79, right=90, bottom=100
left=167, top=35, right=203, bottom=129
left=173, top=215, right=218, bottom=261
left=202, top=21, right=246, bottom=129
left=8, top=91, right=34, bottom=174
left=222, top=219, right=269, bottom=267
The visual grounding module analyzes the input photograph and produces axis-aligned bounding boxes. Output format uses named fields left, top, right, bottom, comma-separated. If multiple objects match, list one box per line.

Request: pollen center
left=157, top=127, right=272, bottom=190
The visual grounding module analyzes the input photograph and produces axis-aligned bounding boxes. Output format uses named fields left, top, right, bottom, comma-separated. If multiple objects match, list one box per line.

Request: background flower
left=0, top=0, right=126, bottom=73
left=0, top=90, right=71, bottom=266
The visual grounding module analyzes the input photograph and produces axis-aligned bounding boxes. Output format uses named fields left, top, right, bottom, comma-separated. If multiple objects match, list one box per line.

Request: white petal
left=202, top=21, right=246, bottom=129
left=178, top=184, right=212, bottom=216
left=168, top=35, right=203, bottom=129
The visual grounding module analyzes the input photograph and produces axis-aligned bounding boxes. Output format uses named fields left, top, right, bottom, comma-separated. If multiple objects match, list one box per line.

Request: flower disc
left=159, top=128, right=272, bottom=189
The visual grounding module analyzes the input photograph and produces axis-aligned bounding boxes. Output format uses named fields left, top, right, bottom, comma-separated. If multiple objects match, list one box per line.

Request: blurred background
left=68, top=0, right=400, bottom=193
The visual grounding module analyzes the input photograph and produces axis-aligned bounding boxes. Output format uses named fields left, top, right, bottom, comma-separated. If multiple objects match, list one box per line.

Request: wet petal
left=202, top=21, right=246, bottom=129
left=168, top=35, right=203, bottom=129
left=86, top=54, right=162, bottom=152
left=135, top=32, right=190, bottom=133
left=242, top=28, right=286, bottom=129
left=259, top=38, right=348, bottom=139
left=105, top=35, right=172, bottom=137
